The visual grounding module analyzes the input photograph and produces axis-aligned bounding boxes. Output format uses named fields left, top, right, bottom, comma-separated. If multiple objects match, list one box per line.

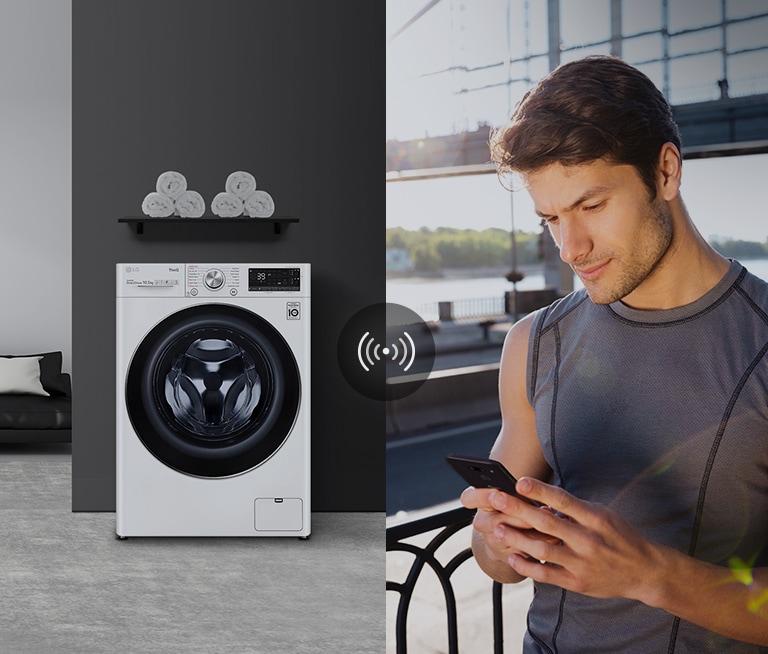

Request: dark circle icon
left=337, top=303, right=435, bottom=401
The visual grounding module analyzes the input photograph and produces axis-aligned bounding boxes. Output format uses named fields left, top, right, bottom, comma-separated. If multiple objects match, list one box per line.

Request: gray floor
left=0, top=445, right=384, bottom=653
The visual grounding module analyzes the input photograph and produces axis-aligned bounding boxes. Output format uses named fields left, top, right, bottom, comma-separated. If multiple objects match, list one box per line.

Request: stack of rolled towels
left=211, top=171, right=276, bottom=218
left=141, top=171, right=206, bottom=218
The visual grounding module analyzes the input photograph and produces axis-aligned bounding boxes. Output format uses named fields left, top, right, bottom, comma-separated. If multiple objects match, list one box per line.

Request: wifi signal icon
left=338, top=302, right=434, bottom=401
left=357, top=330, right=416, bottom=373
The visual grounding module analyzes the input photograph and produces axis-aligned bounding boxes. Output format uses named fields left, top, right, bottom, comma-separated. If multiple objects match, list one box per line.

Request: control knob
left=204, top=268, right=225, bottom=290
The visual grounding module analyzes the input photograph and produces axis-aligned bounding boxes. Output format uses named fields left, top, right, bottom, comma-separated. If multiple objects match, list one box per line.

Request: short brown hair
left=489, top=55, right=682, bottom=198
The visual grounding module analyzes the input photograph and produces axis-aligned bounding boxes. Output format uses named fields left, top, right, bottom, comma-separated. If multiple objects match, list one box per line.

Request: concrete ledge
left=387, top=363, right=501, bottom=437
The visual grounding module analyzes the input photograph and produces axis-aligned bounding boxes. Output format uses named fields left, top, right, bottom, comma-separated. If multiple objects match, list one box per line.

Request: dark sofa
left=0, top=352, right=72, bottom=443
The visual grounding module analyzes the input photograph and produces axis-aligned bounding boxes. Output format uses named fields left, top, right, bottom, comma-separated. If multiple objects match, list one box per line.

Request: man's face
left=526, top=159, right=673, bottom=305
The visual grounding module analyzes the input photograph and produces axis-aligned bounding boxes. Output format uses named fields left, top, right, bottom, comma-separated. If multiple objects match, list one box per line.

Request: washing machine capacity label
left=127, top=279, right=179, bottom=287
left=286, top=302, right=302, bottom=320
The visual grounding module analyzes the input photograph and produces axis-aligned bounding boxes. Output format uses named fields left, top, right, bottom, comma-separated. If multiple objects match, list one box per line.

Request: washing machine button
left=204, top=268, right=225, bottom=290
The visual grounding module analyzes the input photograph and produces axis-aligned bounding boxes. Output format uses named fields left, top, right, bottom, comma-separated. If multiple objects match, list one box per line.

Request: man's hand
left=495, top=477, right=664, bottom=602
left=460, top=485, right=562, bottom=575
left=466, top=477, right=768, bottom=645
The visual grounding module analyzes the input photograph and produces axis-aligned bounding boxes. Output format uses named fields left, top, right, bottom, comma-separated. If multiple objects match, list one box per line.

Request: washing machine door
left=125, top=304, right=301, bottom=477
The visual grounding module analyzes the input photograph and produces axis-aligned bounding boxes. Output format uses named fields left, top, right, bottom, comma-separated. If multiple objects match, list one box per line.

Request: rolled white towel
left=174, top=190, right=206, bottom=218
left=225, top=171, right=257, bottom=199
left=156, top=171, right=187, bottom=200
left=211, top=191, right=244, bottom=217
left=142, top=192, right=175, bottom=217
left=244, top=190, right=275, bottom=218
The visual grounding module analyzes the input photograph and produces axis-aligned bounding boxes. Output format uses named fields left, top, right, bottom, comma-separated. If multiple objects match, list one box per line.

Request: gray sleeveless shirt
left=524, top=259, right=768, bottom=653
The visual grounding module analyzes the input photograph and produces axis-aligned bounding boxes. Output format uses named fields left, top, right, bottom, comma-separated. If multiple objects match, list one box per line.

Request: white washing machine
left=116, top=263, right=310, bottom=537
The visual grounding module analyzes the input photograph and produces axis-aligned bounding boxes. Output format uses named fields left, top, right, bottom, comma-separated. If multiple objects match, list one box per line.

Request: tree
left=410, top=241, right=441, bottom=272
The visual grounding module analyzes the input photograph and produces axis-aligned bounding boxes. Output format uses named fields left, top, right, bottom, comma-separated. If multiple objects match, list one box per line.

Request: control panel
left=185, top=265, right=303, bottom=296
left=187, top=264, right=241, bottom=297
left=118, top=264, right=307, bottom=297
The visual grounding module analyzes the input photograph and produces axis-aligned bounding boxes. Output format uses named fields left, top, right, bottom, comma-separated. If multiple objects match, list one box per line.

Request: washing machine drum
left=126, top=304, right=301, bottom=477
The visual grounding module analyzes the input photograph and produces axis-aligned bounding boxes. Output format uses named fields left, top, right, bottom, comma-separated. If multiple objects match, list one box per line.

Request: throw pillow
left=0, top=356, right=50, bottom=396
left=0, top=352, right=68, bottom=396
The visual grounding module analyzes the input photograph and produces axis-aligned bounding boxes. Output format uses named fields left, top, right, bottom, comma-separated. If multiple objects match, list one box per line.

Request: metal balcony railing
left=386, top=504, right=507, bottom=654
left=416, top=296, right=506, bottom=323
left=415, top=289, right=559, bottom=323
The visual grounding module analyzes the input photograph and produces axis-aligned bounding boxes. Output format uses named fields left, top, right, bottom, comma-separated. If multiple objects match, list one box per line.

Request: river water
left=387, top=258, right=768, bottom=321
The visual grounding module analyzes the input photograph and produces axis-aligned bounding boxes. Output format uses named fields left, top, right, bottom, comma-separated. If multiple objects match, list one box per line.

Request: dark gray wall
left=72, top=1, right=384, bottom=511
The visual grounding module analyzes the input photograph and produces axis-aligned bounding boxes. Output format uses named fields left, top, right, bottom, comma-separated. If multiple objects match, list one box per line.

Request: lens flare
left=646, top=453, right=676, bottom=478
left=728, top=555, right=755, bottom=586
left=727, top=554, right=768, bottom=615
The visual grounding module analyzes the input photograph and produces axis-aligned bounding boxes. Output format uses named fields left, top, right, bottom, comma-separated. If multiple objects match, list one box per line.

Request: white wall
left=0, top=1, right=71, bottom=371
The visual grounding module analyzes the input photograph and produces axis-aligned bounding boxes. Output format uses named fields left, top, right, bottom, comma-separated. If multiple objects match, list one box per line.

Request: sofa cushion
left=0, top=352, right=69, bottom=396
left=0, top=357, right=49, bottom=396
left=0, top=394, right=72, bottom=429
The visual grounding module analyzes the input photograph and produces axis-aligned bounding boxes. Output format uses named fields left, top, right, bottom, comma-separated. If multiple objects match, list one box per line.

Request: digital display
left=249, top=268, right=301, bottom=291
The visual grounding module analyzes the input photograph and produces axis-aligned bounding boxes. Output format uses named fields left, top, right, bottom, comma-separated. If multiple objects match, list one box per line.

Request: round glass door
left=126, top=304, right=301, bottom=477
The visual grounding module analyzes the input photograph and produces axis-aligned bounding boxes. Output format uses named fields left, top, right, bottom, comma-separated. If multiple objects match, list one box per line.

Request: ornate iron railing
left=386, top=504, right=506, bottom=653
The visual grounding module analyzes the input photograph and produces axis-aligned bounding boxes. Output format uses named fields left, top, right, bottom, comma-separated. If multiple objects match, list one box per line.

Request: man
left=460, top=55, right=768, bottom=652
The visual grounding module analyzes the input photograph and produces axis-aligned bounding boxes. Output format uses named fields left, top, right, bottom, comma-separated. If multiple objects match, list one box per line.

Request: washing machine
left=116, top=263, right=310, bottom=537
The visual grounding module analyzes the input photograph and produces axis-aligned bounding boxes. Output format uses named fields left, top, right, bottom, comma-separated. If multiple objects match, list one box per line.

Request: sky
left=386, top=0, right=768, bottom=243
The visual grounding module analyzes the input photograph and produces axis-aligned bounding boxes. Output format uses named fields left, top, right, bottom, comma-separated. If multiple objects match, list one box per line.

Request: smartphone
left=445, top=453, right=539, bottom=505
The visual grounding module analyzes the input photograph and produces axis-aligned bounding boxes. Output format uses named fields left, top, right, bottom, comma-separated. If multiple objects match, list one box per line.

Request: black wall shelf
left=119, top=216, right=299, bottom=235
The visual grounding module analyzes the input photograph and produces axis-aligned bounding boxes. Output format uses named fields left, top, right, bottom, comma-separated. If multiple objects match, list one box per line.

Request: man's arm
left=500, top=477, right=768, bottom=646
left=462, top=312, right=552, bottom=584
